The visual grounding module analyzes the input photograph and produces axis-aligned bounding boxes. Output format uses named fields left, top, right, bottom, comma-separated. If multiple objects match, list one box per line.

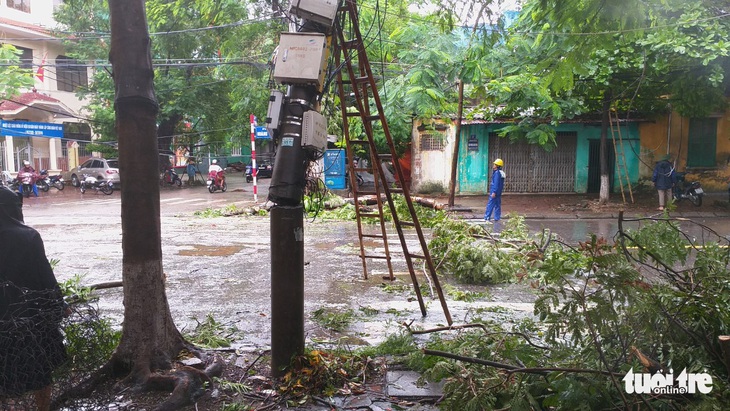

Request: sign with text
left=0, top=120, right=64, bottom=138
left=467, top=134, right=479, bottom=151
left=254, top=126, right=271, bottom=139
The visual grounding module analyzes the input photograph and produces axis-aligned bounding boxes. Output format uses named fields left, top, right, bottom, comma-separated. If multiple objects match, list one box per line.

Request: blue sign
left=0, top=120, right=64, bottom=138
left=254, top=126, right=271, bottom=139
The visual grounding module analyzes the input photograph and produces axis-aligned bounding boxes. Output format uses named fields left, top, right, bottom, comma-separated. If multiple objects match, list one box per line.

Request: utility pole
left=266, top=0, right=337, bottom=376
left=448, top=80, right=464, bottom=208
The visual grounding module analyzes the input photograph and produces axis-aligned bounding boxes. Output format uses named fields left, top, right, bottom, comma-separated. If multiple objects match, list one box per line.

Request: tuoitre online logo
left=623, top=368, right=713, bottom=395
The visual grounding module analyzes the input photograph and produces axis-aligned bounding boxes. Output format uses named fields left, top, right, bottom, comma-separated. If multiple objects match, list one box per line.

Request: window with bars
left=7, top=0, right=31, bottom=13
left=419, top=133, right=445, bottom=151
left=56, top=55, right=89, bottom=92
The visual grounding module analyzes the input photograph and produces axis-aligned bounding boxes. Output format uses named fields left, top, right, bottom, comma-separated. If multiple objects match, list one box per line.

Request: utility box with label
left=302, top=110, right=327, bottom=151
left=265, top=89, right=284, bottom=138
left=324, top=149, right=346, bottom=189
left=273, top=32, right=328, bottom=88
left=289, top=0, right=340, bottom=27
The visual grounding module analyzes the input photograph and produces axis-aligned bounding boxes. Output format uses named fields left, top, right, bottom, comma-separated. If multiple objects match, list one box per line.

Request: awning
left=0, top=91, right=77, bottom=119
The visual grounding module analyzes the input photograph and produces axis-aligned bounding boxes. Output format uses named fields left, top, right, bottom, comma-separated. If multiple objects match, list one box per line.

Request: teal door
left=458, top=126, right=489, bottom=193
left=687, top=118, right=717, bottom=167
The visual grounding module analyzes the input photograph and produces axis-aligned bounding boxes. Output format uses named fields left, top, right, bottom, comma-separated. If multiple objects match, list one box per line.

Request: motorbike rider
left=18, top=160, right=39, bottom=197
left=208, top=159, right=224, bottom=187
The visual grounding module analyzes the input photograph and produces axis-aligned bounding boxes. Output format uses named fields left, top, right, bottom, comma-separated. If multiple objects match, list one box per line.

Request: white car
left=66, top=157, right=121, bottom=188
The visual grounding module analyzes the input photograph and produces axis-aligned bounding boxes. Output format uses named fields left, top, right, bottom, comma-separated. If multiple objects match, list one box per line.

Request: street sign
left=255, top=126, right=271, bottom=139
left=0, top=120, right=64, bottom=138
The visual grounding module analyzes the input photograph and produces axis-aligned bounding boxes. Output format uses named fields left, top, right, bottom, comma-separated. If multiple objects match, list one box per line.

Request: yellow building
left=639, top=110, right=730, bottom=191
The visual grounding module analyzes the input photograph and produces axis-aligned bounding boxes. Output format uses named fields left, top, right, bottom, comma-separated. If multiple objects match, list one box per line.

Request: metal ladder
left=332, top=0, right=452, bottom=325
left=609, top=109, right=634, bottom=204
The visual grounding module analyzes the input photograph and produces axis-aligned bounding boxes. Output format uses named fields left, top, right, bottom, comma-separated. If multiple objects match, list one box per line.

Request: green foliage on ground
left=317, top=194, right=447, bottom=229
left=310, top=307, right=356, bottom=333
left=184, top=314, right=237, bottom=348
left=57, top=275, right=121, bottom=381
left=380, top=218, right=730, bottom=410
left=429, top=215, right=534, bottom=284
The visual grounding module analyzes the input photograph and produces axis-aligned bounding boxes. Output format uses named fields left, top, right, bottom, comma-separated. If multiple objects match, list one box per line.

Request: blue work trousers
left=484, top=194, right=502, bottom=221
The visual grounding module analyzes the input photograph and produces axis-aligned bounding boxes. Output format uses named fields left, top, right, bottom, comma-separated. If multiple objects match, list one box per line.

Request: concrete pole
left=270, top=204, right=304, bottom=376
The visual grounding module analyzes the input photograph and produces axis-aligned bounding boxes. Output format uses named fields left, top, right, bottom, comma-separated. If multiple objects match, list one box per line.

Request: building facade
left=0, top=0, right=91, bottom=174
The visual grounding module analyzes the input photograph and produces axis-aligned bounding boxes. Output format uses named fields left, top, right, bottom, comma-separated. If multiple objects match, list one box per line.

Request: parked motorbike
left=0, top=171, right=12, bottom=188
left=673, top=172, right=703, bottom=206
left=207, top=170, right=227, bottom=193
left=36, top=169, right=66, bottom=192
left=79, top=175, right=114, bottom=195
left=17, top=171, right=38, bottom=198
left=160, top=167, right=182, bottom=187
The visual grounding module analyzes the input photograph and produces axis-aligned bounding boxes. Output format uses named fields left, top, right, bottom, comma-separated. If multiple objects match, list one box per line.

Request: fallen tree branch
left=404, top=322, right=549, bottom=351
left=87, top=280, right=124, bottom=290
left=423, top=349, right=620, bottom=377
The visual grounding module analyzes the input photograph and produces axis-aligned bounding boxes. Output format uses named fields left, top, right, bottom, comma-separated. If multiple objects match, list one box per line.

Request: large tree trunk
left=109, top=0, right=187, bottom=383
left=598, top=91, right=612, bottom=205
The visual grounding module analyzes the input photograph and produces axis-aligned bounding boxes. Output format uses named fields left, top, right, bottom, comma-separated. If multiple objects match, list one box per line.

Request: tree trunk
left=598, top=91, right=612, bottom=205
left=108, top=0, right=188, bottom=381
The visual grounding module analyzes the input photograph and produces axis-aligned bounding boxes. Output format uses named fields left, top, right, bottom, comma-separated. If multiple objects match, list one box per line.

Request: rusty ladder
left=332, top=0, right=452, bottom=325
left=609, top=109, right=634, bottom=204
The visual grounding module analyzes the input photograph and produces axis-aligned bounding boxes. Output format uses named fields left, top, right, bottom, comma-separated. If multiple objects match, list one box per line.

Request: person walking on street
left=0, top=187, right=67, bottom=410
left=651, top=154, right=676, bottom=211
left=484, top=158, right=506, bottom=221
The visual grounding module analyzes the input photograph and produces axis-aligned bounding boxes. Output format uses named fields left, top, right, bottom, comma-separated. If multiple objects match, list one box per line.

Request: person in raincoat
left=651, top=154, right=676, bottom=211
left=0, top=187, right=67, bottom=410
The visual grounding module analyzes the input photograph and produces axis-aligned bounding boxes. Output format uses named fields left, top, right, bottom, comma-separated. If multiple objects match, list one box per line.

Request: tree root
left=145, top=355, right=226, bottom=411
left=53, top=352, right=225, bottom=411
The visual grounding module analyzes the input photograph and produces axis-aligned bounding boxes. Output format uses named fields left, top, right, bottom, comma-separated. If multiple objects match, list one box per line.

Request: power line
left=0, top=14, right=280, bottom=42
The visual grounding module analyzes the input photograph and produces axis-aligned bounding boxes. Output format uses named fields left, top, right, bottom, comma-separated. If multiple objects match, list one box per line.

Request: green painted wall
left=458, top=122, right=641, bottom=194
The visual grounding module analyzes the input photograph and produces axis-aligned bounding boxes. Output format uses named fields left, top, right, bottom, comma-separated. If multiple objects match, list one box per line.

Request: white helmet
left=212, top=159, right=217, bottom=164
left=23, top=160, right=30, bottom=166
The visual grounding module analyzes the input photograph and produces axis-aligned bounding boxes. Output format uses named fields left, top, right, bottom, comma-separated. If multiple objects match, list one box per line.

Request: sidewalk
left=437, top=191, right=730, bottom=220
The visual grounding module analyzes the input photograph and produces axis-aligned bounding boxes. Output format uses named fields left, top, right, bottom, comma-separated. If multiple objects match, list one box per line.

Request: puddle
left=178, top=244, right=245, bottom=256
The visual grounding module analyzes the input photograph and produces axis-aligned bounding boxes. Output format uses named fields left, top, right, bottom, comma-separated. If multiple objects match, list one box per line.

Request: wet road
left=19, top=176, right=730, bottom=349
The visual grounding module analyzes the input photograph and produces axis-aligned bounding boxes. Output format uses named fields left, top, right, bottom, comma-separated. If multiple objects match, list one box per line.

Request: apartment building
left=0, top=0, right=91, bottom=173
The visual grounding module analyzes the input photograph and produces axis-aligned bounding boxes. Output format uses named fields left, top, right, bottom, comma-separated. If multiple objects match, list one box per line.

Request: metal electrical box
left=289, top=0, right=340, bottom=27
left=265, top=89, right=284, bottom=138
left=324, top=149, right=346, bottom=189
left=301, top=110, right=327, bottom=151
left=273, top=32, right=328, bottom=87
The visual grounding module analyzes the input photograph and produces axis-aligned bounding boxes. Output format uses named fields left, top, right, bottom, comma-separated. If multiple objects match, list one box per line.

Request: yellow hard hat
left=493, top=158, right=504, bottom=167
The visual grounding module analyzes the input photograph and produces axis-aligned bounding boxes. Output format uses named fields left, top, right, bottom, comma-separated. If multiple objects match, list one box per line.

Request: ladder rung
left=358, top=190, right=378, bottom=195
left=400, top=221, right=416, bottom=227
left=364, top=115, right=380, bottom=122
left=348, top=139, right=368, bottom=144
left=386, top=188, right=404, bottom=194
left=361, top=254, right=389, bottom=260
left=361, top=234, right=384, bottom=239
left=408, top=254, right=426, bottom=260
left=378, top=153, right=393, bottom=159
left=343, top=40, right=361, bottom=49
left=354, top=76, right=370, bottom=84
left=345, top=111, right=361, bottom=117
left=359, top=213, right=381, bottom=218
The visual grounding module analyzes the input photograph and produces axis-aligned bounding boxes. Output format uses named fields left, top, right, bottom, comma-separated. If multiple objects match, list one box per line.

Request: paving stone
left=385, top=370, right=444, bottom=399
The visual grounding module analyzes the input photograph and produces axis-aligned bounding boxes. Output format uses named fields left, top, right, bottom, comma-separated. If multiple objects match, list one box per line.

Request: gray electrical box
left=273, top=32, right=328, bottom=87
left=302, top=110, right=328, bottom=151
left=265, top=89, right=284, bottom=137
left=289, top=0, right=340, bottom=27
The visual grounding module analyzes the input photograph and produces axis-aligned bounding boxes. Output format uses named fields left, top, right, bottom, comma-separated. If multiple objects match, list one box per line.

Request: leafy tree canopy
left=0, top=44, right=34, bottom=99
